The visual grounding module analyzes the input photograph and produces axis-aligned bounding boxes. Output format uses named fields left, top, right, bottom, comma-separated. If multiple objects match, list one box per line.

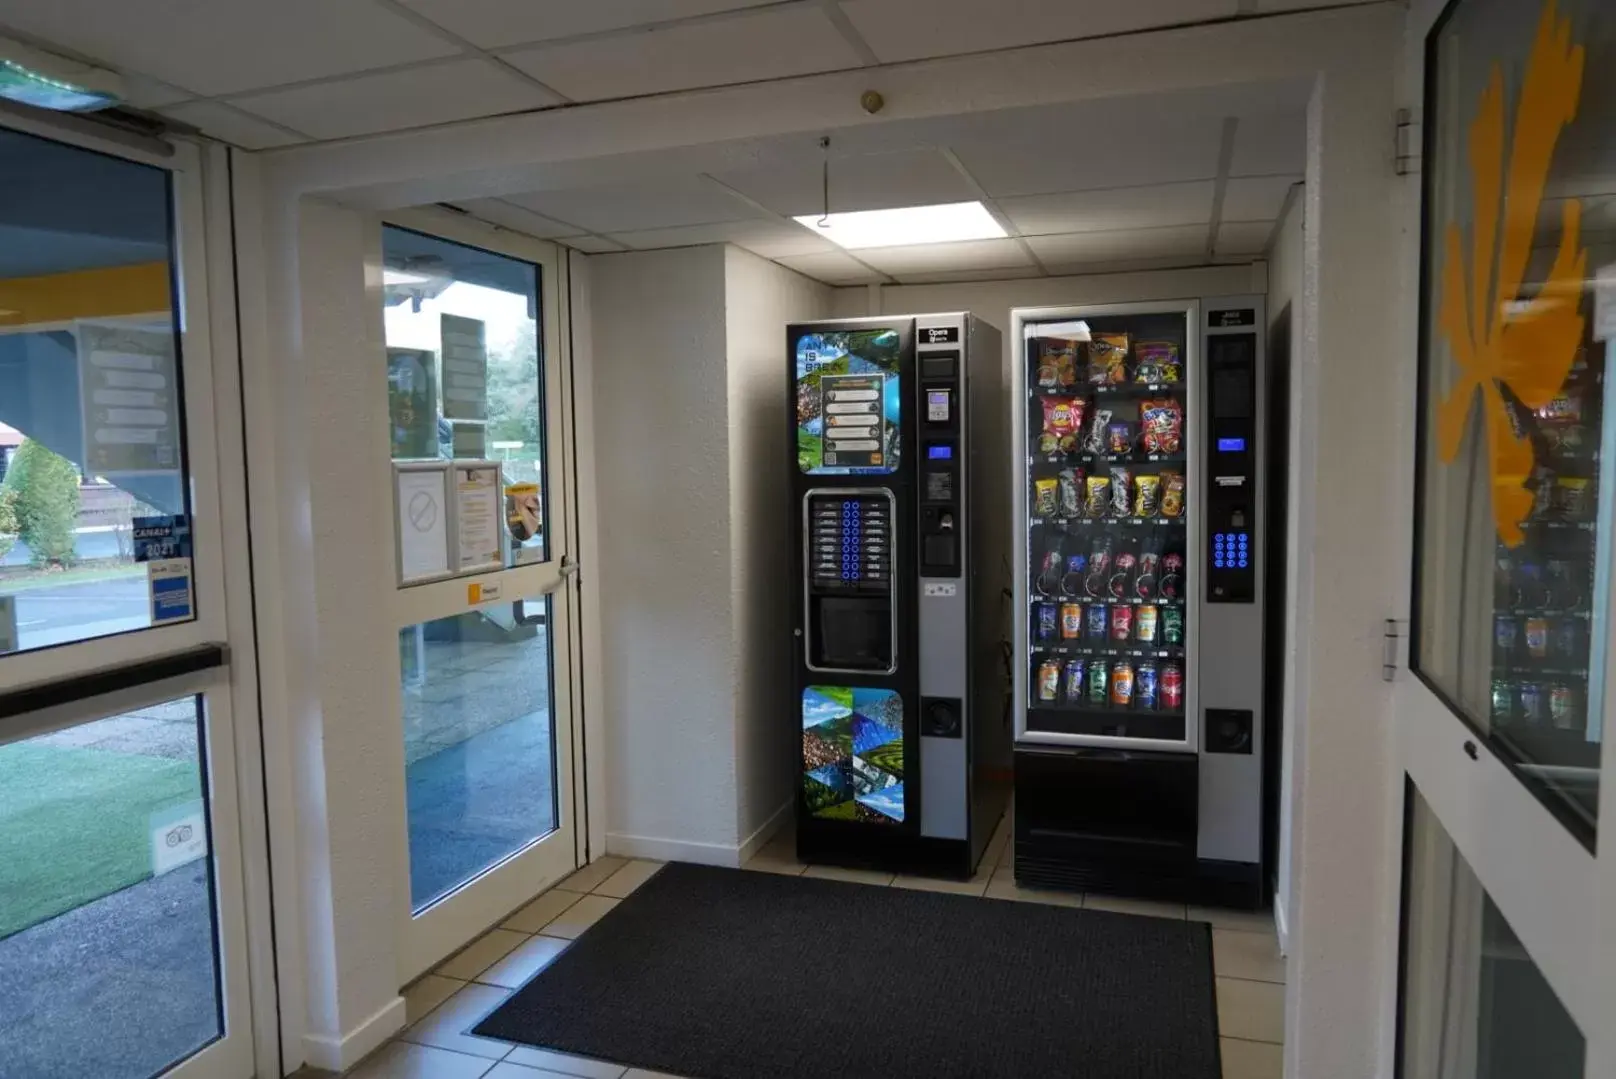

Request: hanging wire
left=818, top=136, right=832, bottom=227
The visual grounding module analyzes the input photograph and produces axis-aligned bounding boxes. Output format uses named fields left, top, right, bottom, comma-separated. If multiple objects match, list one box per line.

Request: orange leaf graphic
left=1435, top=0, right=1586, bottom=548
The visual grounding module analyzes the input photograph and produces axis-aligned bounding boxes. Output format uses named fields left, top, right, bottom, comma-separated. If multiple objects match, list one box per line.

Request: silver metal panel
left=801, top=486, right=898, bottom=675
left=1007, top=300, right=1201, bottom=753
left=916, top=311, right=969, bottom=840
left=1196, top=295, right=1265, bottom=864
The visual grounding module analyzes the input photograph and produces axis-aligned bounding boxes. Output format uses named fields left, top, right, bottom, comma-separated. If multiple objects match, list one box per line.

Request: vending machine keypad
left=1204, top=327, right=1257, bottom=603
left=809, top=494, right=891, bottom=592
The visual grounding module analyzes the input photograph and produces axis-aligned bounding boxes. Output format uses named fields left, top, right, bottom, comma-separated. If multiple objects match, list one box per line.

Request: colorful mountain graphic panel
left=802, top=686, right=904, bottom=824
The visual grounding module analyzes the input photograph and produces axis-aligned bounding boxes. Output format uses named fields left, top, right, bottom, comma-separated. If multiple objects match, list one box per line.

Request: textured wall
left=723, top=247, right=830, bottom=847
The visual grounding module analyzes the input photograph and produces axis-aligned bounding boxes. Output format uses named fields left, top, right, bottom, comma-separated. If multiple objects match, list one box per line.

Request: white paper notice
left=397, top=466, right=451, bottom=583
left=440, top=314, right=488, bottom=421
left=150, top=799, right=208, bottom=876
left=455, top=463, right=503, bottom=572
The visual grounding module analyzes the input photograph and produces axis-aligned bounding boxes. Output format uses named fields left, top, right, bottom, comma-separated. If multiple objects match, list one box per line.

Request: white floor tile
left=1216, top=977, right=1286, bottom=1045
left=437, top=929, right=530, bottom=981
left=891, top=872, right=990, bottom=896
left=348, top=1041, right=497, bottom=1079
left=1191, top=905, right=1276, bottom=934
left=802, top=864, right=895, bottom=886
left=982, top=865, right=1082, bottom=908
left=1083, top=894, right=1187, bottom=919
left=541, top=894, right=620, bottom=939
left=743, top=856, right=806, bottom=876
left=476, top=935, right=571, bottom=989
left=555, top=857, right=627, bottom=894
left=593, top=859, right=664, bottom=898
left=401, top=983, right=516, bottom=1060
left=485, top=1063, right=598, bottom=1078
left=403, top=974, right=466, bottom=1024
left=1222, top=1036, right=1284, bottom=1078
left=504, top=1047, right=629, bottom=1077
left=1213, top=929, right=1286, bottom=984
left=502, top=889, right=583, bottom=934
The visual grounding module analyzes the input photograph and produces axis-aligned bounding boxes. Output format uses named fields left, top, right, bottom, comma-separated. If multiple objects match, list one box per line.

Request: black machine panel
left=1205, top=324, right=1258, bottom=603
left=806, top=492, right=895, bottom=671
left=919, top=348, right=962, bottom=578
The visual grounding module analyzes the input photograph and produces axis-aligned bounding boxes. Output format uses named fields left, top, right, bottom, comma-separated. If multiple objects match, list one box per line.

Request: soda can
left=1525, top=618, right=1550, bottom=660
left=1490, top=680, right=1515, bottom=720
left=1554, top=619, right=1580, bottom=662
left=1060, top=603, right=1083, bottom=640
left=1110, top=661, right=1135, bottom=707
left=1493, top=614, right=1518, bottom=657
left=1136, top=605, right=1159, bottom=643
left=1161, top=663, right=1184, bottom=710
left=1137, top=663, right=1159, bottom=709
left=1550, top=684, right=1577, bottom=729
left=1087, top=660, right=1110, bottom=705
left=1161, top=606, right=1184, bottom=646
left=1037, top=658, right=1061, bottom=702
left=1037, top=603, right=1059, bottom=642
left=1087, top=603, right=1109, bottom=640
left=1519, top=682, right=1546, bottom=723
left=1063, top=659, right=1087, bottom=703
left=1110, top=604, right=1134, bottom=641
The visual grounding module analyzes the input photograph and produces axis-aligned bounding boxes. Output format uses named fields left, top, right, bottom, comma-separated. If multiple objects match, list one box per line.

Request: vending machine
left=1009, top=298, right=1268, bottom=907
left=789, top=313, right=1010, bottom=877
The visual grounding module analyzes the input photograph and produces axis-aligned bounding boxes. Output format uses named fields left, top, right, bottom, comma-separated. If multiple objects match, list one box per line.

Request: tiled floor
left=328, top=815, right=1285, bottom=1079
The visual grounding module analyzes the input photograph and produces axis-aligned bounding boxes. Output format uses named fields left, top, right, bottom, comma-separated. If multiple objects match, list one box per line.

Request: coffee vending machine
left=789, top=313, right=1010, bottom=877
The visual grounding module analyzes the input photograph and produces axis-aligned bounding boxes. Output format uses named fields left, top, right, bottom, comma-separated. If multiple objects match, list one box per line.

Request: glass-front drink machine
left=789, top=313, right=1010, bottom=877
left=1009, top=298, right=1269, bottom=907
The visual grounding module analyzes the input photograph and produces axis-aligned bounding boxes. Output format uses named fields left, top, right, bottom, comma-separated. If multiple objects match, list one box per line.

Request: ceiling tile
left=0, top=0, right=462, bottom=97
left=122, top=73, right=192, bottom=110
left=563, top=235, right=629, bottom=254
left=998, top=182, right=1214, bottom=237
left=1253, top=0, right=1381, bottom=9
left=1231, top=112, right=1306, bottom=177
left=713, top=148, right=977, bottom=218
left=897, top=265, right=1045, bottom=285
left=1026, top=225, right=1208, bottom=267
left=953, top=117, right=1224, bottom=199
left=1221, top=176, right=1299, bottom=223
left=611, top=219, right=835, bottom=258
left=394, top=0, right=781, bottom=49
left=229, top=59, right=558, bottom=141
left=457, top=199, right=585, bottom=239
left=1215, top=220, right=1277, bottom=257
left=855, top=238, right=1033, bottom=276
left=503, top=178, right=760, bottom=233
left=775, top=251, right=886, bottom=286
left=503, top=6, right=862, bottom=102
left=839, top=0, right=1236, bottom=63
left=157, top=101, right=306, bottom=150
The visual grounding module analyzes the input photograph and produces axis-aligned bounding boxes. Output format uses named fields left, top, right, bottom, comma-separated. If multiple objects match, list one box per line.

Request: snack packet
left=1133, top=341, right=1182, bottom=383
left=1084, top=475, right=1111, bottom=518
left=1034, top=478, right=1059, bottom=517
left=1135, top=474, right=1161, bottom=517
left=1088, top=334, right=1130, bottom=384
left=1160, top=472, right=1186, bottom=517
left=1036, top=341, right=1079, bottom=388
left=1109, top=467, right=1132, bottom=517
left=1083, top=408, right=1113, bottom=455
left=1107, top=422, right=1134, bottom=455
left=1039, top=396, right=1086, bottom=454
left=1057, top=468, right=1084, bottom=518
left=1142, top=397, right=1184, bottom=454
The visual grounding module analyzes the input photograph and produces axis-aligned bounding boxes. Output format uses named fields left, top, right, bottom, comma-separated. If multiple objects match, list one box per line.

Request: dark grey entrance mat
left=476, top=862, right=1220, bottom=1078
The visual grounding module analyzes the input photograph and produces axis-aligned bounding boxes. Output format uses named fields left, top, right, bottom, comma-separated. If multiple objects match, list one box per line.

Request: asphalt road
left=10, top=575, right=150, bottom=650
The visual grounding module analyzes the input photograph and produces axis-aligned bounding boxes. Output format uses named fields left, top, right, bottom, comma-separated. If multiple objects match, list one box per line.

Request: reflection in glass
left=0, top=126, right=192, bottom=656
left=1414, top=0, right=1613, bottom=836
left=402, top=594, right=557, bottom=911
left=1401, top=787, right=1583, bottom=1078
left=382, top=226, right=548, bottom=563
left=0, top=699, right=221, bottom=1079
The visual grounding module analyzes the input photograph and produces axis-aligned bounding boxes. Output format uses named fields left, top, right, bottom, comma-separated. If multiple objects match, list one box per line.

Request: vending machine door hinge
left=1383, top=618, right=1404, bottom=682
left=1394, top=109, right=1421, bottom=176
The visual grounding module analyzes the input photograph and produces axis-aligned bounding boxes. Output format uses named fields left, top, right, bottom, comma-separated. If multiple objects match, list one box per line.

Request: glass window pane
left=1400, top=786, right=1584, bottom=1077
left=1414, top=0, right=1614, bottom=838
left=382, top=226, right=548, bottom=565
left=0, top=698, right=222, bottom=1078
left=0, top=127, right=196, bottom=656
left=401, top=593, right=557, bottom=911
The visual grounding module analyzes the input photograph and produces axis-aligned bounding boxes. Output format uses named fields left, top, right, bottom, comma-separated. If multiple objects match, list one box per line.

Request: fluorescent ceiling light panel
left=0, top=39, right=123, bottom=112
left=793, top=201, right=1006, bottom=250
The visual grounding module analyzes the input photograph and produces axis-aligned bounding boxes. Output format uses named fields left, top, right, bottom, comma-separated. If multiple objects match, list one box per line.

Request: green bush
left=0, top=488, right=15, bottom=563
left=1, top=440, right=81, bottom=567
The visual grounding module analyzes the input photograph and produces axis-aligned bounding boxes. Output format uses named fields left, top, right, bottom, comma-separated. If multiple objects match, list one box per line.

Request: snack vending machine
left=1010, top=298, right=1268, bottom=907
left=790, top=313, right=1010, bottom=877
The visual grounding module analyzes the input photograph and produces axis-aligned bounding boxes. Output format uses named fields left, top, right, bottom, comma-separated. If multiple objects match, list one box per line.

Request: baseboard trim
left=606, top=831, right=743, bottom=867
left=302, top=995, right=406, bottom=1073
left=1273, top=890, right=1290, bottom=956
left=738, top=800, right=792, bottom=864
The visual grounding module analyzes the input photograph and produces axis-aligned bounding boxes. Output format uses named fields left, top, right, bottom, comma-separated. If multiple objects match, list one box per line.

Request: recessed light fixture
left=0, top=38, right=123, bottom=112
left=794, top=201, right=1007, bottom=250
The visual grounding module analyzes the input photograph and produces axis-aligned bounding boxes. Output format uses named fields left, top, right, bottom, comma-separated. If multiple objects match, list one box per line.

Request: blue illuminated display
left=928, top=444, right=953, bottom=460
left=1217, top=437, right=1247, bottom=452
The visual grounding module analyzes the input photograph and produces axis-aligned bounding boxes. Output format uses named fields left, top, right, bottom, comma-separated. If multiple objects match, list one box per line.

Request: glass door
left=379, top=213, right=580, bottom=982
left=1397, top=0, right=1616, bottom=1070
left=0, top=121, right=259, bottom=1077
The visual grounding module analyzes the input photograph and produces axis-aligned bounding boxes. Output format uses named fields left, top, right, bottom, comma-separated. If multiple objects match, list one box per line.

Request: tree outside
left=1, top=440, right=81, bottom=568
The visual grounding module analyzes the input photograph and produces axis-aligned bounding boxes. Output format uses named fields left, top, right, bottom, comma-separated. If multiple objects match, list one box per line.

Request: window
left=0, top=127, right=195, bottom=657
left=1413, top=0, right=1613, bottom=841
left=383, top=225, right=548, bottom=565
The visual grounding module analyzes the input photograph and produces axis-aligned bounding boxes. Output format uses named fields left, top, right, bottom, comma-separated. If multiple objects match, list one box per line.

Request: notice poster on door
left=454, top=461, right=503, bottom=573
left=440, top=314, right=488, bottom=422
left=77, top=319, right=181, bottom=475
left=395, top=463, right=451, bottom=584
left=147, top=557, right=194, bottom=625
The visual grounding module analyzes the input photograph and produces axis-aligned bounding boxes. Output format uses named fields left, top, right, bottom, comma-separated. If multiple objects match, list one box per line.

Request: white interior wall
left=723, top=247, right=831, bottom=852
left=1265, top=189, right=1304, bottom=955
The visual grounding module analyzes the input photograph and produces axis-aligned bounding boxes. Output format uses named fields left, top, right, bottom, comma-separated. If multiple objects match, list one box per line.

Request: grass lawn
left=0, top=562, right=145, bottom=596
left=0, top=741, right=200, bottom=939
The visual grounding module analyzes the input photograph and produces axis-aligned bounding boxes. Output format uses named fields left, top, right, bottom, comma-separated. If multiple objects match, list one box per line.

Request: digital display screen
left=927, top=444, right=953, bottom=460
left=1218, top=437, right=1247, bottom=452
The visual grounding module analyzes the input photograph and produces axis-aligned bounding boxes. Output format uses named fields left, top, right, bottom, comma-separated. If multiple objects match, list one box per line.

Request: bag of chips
left=1038, top=396, right=1086, bottom=454
left=1135, top=474, right=1161, bottom=517
left=1160, top=472, right=1186, bottom=517
left=1058, top=468, right=1084, bottom=518
left=1107, top=422, right=1134, bottom=455
left=1133, top=341, right=1182, bottom=384
left=1084, top=475, right=1111, bottom=518
left=1034, top=478, right=1058, bottom=517
left=1109, top=467, right=1132, bottom=517
left=1087, top=334, right=1130, bottom=385
left=1082, top=408, right=1113, bottom=455
left=1142, top=398, right=1184, bottom=454
left=1036, top=341, right=1080, bottom=388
